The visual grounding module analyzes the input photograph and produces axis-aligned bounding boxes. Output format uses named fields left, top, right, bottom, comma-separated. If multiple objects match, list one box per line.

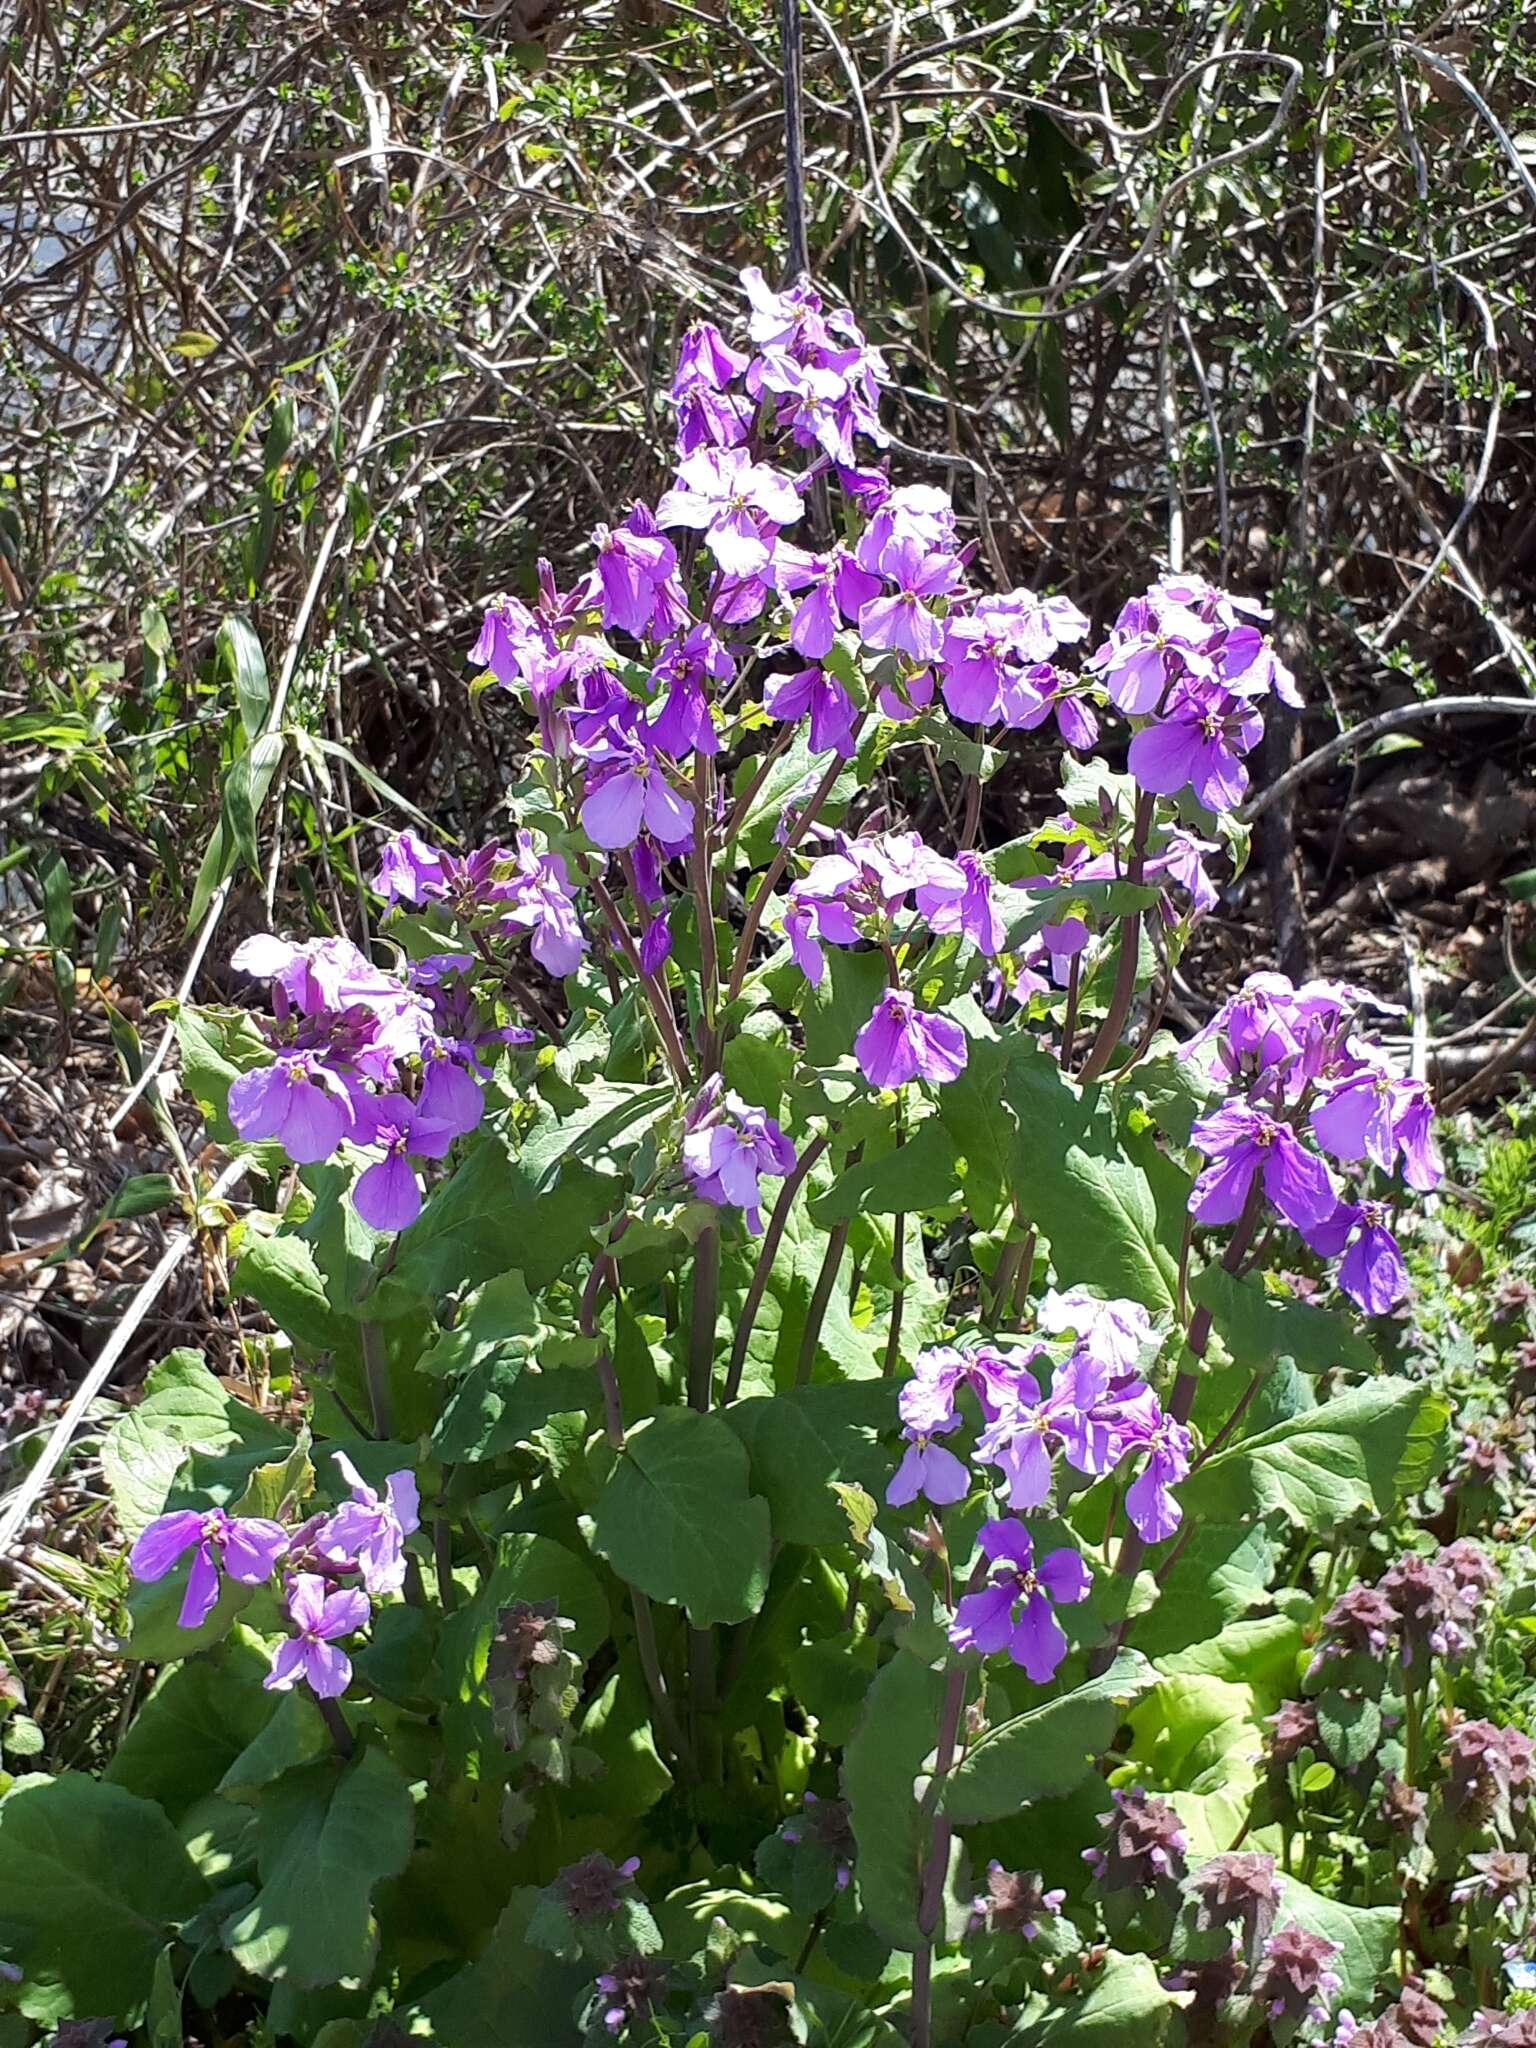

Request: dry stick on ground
left=1240, top=695, right=1536, bottom=825
left=0, top=1151, right=250, bottom=1559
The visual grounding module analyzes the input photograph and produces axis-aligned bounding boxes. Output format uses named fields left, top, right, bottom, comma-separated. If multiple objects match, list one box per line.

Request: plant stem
left=912, top=1663, right=969, bottom=2048
left=631, top=1588, right=693, bottom=1782
left=1076, top=789, right=1154, bottom=1084
left=723, top=1133, right=827, bottom=1403
left=319, top=1696, right=355, bottom=1760
left=795, top=1171, right=857, bottom=1390
left=723, top=732, right=861, bottom=1006
left=589, top=869, right=692, bottom=1085
left=359, top=1319, right=393, bottom=1440
left=688, top=1227, right=720, bottom=1412
left=883, top=1213, right=907, bottom=1376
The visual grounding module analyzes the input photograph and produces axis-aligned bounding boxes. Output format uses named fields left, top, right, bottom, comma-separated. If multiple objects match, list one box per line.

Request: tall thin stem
left=359, top=1319, right=393, bottom=1440
left=724, top=1134, right=828, bottom=1403
left=911, top=1663, right=969, bottom=2048
left=724, top=733, right=861, bottom=1007
left=688, top=1227, right=721, bottom=1412
left=1077, top=789, right=1154, bottom=1084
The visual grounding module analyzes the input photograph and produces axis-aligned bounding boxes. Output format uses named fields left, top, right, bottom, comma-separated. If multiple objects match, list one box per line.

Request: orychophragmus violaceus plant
left=0, top=268, right=1472, bottom=2048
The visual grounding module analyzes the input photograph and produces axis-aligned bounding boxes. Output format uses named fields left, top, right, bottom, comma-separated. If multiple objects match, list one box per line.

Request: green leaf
left=223, top=733, right=284, bottom=877
left=723, top=1382, right=896, bottom=1546
left=589, top=1408, right=772, bottom=1626
left=810, top=1121, right=962, bottom=1224
left=520, top=1080, right=673, bottom=1184
left=37, top=851, right=75, bottom=955
left=1315, top=1689, right=1382, bottom=1769
left=391, top=1125, right=609, bottom=1297
left=735, top=725, right=856, bottom=868
left=843, top=1652, right=947, bottom=1950
left=413, top=1891, right=591, bottom=2046
left=235, top=1429, right=314, bottom=1521
left=1191, top=1266, right=1376, bottom=1376
left=942, top=1651, right=1153, bottom=1825
left=222, top=1748, right=415, bottom=1987
left=432, top=1358, right=594, bottom=1462
left=1274, top=1877, right=1397, bottom=2012
left=1180, top=1380, right=1450, bottom=1528
left=105, top=1635, right=280, bottom=1820
left=1125, top=1673, right=1264, bottom=1856
left=1007, top=1949, right=1180, bottom=2044
left=418, top=1271, right=544, bottom=1378
left=0, top=1774, right=208, bottom=2024
left=237, top=1233, right=359, bottom=1360
left=1128, top=1522, right=1277, bottom=1661
left=100, top=1348, right=291, bottom=1536
left=217, top=617, right=270, bottom=739
left=174, top=1005, right=278, bottom=1141
left=219, top=1690, right=332, bottom=1801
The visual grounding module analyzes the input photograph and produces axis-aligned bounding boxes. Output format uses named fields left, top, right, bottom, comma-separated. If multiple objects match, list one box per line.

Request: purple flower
left=1303, top=1199, right=1408, bottom=1314
left=228, top=1053, right=353, bottom=1164
left=350, top=1092, right=457, bottom=1232
left=1123, top=1416, right=1192, bottom=1542
left=579, top=744, right=695, bottom=852
left=129, top=1507, right=288, bottom=1628
left=374, top=828, right=449, bottom=907
left=898, top=1342, right=1043, bottom=1436
left=886, top=1415, right=971, bottom=1508
left=314, top=1455, right=420, bottom=1595
left=859, top=536, right=964, bottom=664
left=655, top=447, right=802, bottom=576
left=1127, top=678, right=1263, bottom=812
left=1036, top=1289, right=1154, bottom=1373
left=1086, top=589, right=1213, bottom=714
left=592, top=508, right=682, bottom=640
left=949, top=1519, right=1091, bottom=1682
left=639, top=914, right=673, bottom=976
left=264, top=1573, right=371, bottom=1699
left=854, top=989, right=968, bottom=1089
left=495, top=831, right=587, bottom=977
left=681, top=1089, right=797, bottom=1231
left=676, top=319, right=749, bottom=390
left=417, top=1040, right=487, bottom=1138
left=1311, top=1068, right=1440, bottom=1189
left=774, top=545, right=882, bottom=658
left=1253, top=1927, right=1342, bottom=2030
left=1190, top=1102, right=1337, bottom=1232
left=916, top=850, right=1006, bottom=956
left=763, top=664, right=857, bottom=758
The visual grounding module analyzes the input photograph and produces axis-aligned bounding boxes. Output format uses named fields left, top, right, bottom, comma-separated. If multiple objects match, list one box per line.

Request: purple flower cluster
left=1090, top=575, right=1299, bottom=810
left=681, top=1080, right=796, bottom=1232
left=128, top=1455, right=418, bottom=1699
left=226, top=929, right=527, bottom=1230
left=886, top=1295, right=1186, bottom=1681
left=1182, top=974, right=1441, bottom=1312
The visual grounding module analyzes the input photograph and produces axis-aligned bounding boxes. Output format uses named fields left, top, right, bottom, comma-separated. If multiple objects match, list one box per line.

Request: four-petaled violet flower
left=229, top=1052, right=352, bottom=1164
left=855, top=988, right=968, bottom=1089
left=265, top=1573, right=371, bottom=1700
left=315, top=1454, right=421, bottom=1596
left=1303, top=1199, right=1409, bottom=1315
left=351, top=1092, right=457, bottom=1233
left=949, top=1519, right=1092, bottom=1682
left=1127, top=677, right=1263, bottom=812
left=655, top=446, right=802, bottom=575
left=887, top=1414, right=970, bottom=1508
left=129, top=1507, right=288, bottom=1628
left=681, top=1090, right=797, bottom=1231
left=859, top=536, right=964, bottom=664
left=1189, top=1102, right=1337, bottom=1232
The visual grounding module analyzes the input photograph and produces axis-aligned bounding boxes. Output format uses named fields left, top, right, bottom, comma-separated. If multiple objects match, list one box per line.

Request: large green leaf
left=589, top=1409, right=772, bottom=1626
left=1005, top=1949, right=1180, bottom=2044
left=842, top=1652, right=947, bottom=1951
left=941, top=1651, right=1153, bottom=1825
left=1273, top=1877, right=1397, bottom=2012
left=0, top=1774, right=208, bottom=2023
left=947, top=1044, right=1184, bottom=1310
left=1129, top=1522, right=1277, bottom=1660
left=723, top=1382, right=896, bottom=1546
left=418, top=1271, right=544, bottom=1378
left=1126, top=1673, right=1264, bottom=1858
left=101, top=1349, right=291, bottom=1536
left=810, top=1121, right=963, bottom=1223
left=432, top=1358, right=596, bottom=1462
left=411, top=1890, right=595, bottom=2046
left=1180, top=1379, right=1450, bottom=1528
left=236, top=1233, right=359, bottom=1361
left=105, top=1633, right=279, bottom=1821
left=392, top=1127, right=609, bottom=1297
left=519, top=1079, right=672, bottom=1183
left=1191, top=1265, right=1376, bottom=1376
left=222, top=1748, right=414, bottom=1987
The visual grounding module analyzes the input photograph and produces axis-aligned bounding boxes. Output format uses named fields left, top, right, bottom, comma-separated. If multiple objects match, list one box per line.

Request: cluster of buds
left=486, top=1599, right=582, bottom=1783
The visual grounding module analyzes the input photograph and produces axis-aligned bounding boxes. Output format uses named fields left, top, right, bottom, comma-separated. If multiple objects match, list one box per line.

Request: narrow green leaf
left=217, top=616, right=270, bottom=740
